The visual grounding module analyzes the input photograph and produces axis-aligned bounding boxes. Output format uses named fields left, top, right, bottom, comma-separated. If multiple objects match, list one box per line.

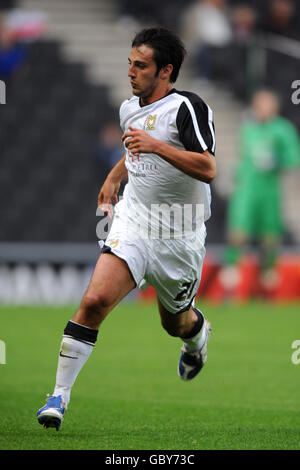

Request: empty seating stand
left=0, top=39, right=118, bottom=242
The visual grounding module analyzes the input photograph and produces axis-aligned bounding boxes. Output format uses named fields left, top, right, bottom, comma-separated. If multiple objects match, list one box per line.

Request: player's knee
left=80, top=292, right=113, bottom=314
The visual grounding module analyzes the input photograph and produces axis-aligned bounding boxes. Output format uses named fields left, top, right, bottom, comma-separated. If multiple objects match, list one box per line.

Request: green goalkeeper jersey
left=228, top=116, right=300, bottom=237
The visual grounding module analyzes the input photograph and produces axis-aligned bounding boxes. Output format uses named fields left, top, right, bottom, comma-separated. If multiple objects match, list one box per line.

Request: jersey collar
left=139, top=88, right=177, bottom=108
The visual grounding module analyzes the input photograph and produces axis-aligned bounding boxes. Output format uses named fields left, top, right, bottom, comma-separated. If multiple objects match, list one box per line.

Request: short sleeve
left=176, top=94, right=216, bottom=156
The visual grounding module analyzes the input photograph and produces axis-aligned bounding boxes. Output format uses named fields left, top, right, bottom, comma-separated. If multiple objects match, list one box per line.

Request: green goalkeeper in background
left=225, top=89, right=300, bottom=289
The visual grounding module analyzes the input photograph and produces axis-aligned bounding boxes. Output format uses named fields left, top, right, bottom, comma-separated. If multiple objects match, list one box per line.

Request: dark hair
left=132, top=28, right=186, bottom=83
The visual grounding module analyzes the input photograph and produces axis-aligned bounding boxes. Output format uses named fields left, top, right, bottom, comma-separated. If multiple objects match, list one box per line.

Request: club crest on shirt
left=145, top=114, right=157, bottom=131
left=109, top=239, right=119, bottom=249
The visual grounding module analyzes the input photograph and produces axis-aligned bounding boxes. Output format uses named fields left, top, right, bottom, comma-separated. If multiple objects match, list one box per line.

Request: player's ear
left=160, top=64, right=173, bottom=81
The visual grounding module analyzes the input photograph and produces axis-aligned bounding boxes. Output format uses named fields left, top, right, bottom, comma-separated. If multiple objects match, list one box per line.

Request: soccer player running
left=37, top=28, right=216, bottom=430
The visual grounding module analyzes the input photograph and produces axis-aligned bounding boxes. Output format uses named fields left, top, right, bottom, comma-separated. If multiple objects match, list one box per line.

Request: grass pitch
left=0, top=301, right=299, bottom=450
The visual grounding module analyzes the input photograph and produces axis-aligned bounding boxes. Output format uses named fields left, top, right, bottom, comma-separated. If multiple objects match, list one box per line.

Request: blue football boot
left=37, top=394, right=66, bottom=431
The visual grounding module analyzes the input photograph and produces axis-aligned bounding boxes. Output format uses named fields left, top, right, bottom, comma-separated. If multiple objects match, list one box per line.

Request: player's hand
left=97, top=178, right=120, bottom=218
left=122, top=126, right=158, bottom=154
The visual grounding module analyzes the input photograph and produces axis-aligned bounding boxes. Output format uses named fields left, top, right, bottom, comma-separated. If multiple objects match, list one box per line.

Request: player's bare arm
left=97, top=153, right=128, bottom=217
left=122, top=127, right=216, bottom=183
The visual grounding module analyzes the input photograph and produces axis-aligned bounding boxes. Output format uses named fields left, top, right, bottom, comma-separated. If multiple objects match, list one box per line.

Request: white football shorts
left=98, top=199, right=207, bottom=314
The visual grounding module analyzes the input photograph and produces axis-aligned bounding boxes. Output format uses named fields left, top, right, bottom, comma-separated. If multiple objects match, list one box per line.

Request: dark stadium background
left=0, top=0, right=300, bottom=303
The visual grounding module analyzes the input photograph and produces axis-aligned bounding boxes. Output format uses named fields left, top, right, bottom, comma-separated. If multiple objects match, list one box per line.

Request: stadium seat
left=0, top=36, right=118, bottom=243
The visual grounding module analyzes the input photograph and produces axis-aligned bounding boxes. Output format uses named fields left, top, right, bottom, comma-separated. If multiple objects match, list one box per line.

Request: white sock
left=53, top=335, right=94, bottom=407
left=182, top=323, right=206, bottom=352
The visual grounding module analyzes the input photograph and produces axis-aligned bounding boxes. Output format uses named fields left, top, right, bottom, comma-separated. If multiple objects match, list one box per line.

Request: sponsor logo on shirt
left=129, top=150, right=141, bottom=162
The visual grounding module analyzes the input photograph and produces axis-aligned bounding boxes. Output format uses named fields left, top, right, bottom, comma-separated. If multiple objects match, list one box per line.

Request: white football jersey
left=119, top=88, right=216, bottom=239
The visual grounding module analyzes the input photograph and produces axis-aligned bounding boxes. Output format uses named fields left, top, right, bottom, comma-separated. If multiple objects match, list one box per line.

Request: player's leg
left=259, top=234, right=280, bottom=270
left=149, top=228, right=210, bottom=381
left=157, top=299, right=211, bottom=381
left=222, top=187, right=256, bottom=293
left=225, top=230, right=249, bottom=264
left=56, top=252, right=136, bottom=394
left=256, top=186, right=282, bottom=293
left=37, top=253, right=136, bottom=429
left=72, top=252, right=136, bottom=329
left=259, top=185, right=282, bottom=272
left=258, top=234, right=280, bottom=296
left=54, top=252, right=136, bottom=398
left=225, top=184, right=256, bottom=263
left=157, top=298, right=200, bottom=338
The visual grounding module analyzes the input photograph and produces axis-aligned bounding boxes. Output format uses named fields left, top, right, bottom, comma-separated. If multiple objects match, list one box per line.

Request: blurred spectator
left=224, top=90, right=300, bottom=288
left=0, top=8, right=47, bottom=82
left=4, top=9, right=48, bottom=40
left=0, top=16, right=26, bottom=80
left=222, top=4, right=258, bottom=98
left=115, top=0, right=192, bottom=30
left=115, top=0, right=146, bottom=26
left=231, top=4, right=257, bottom=43
left=93, top=123, right=124, bottom=180
left=93, top=123, right=126, bottom=198
left=181, top=0, right=233, bottom=79
left=260, top=0, right=300, bottom=40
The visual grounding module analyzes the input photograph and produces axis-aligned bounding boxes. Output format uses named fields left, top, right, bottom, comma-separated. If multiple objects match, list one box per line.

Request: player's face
left=128, top=45, right=160, bottom=100
left=252, top=92, right=279, bottom=121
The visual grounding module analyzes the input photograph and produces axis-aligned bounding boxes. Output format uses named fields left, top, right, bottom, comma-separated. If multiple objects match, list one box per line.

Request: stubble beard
left=131, top=75, right=159, bottom=101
